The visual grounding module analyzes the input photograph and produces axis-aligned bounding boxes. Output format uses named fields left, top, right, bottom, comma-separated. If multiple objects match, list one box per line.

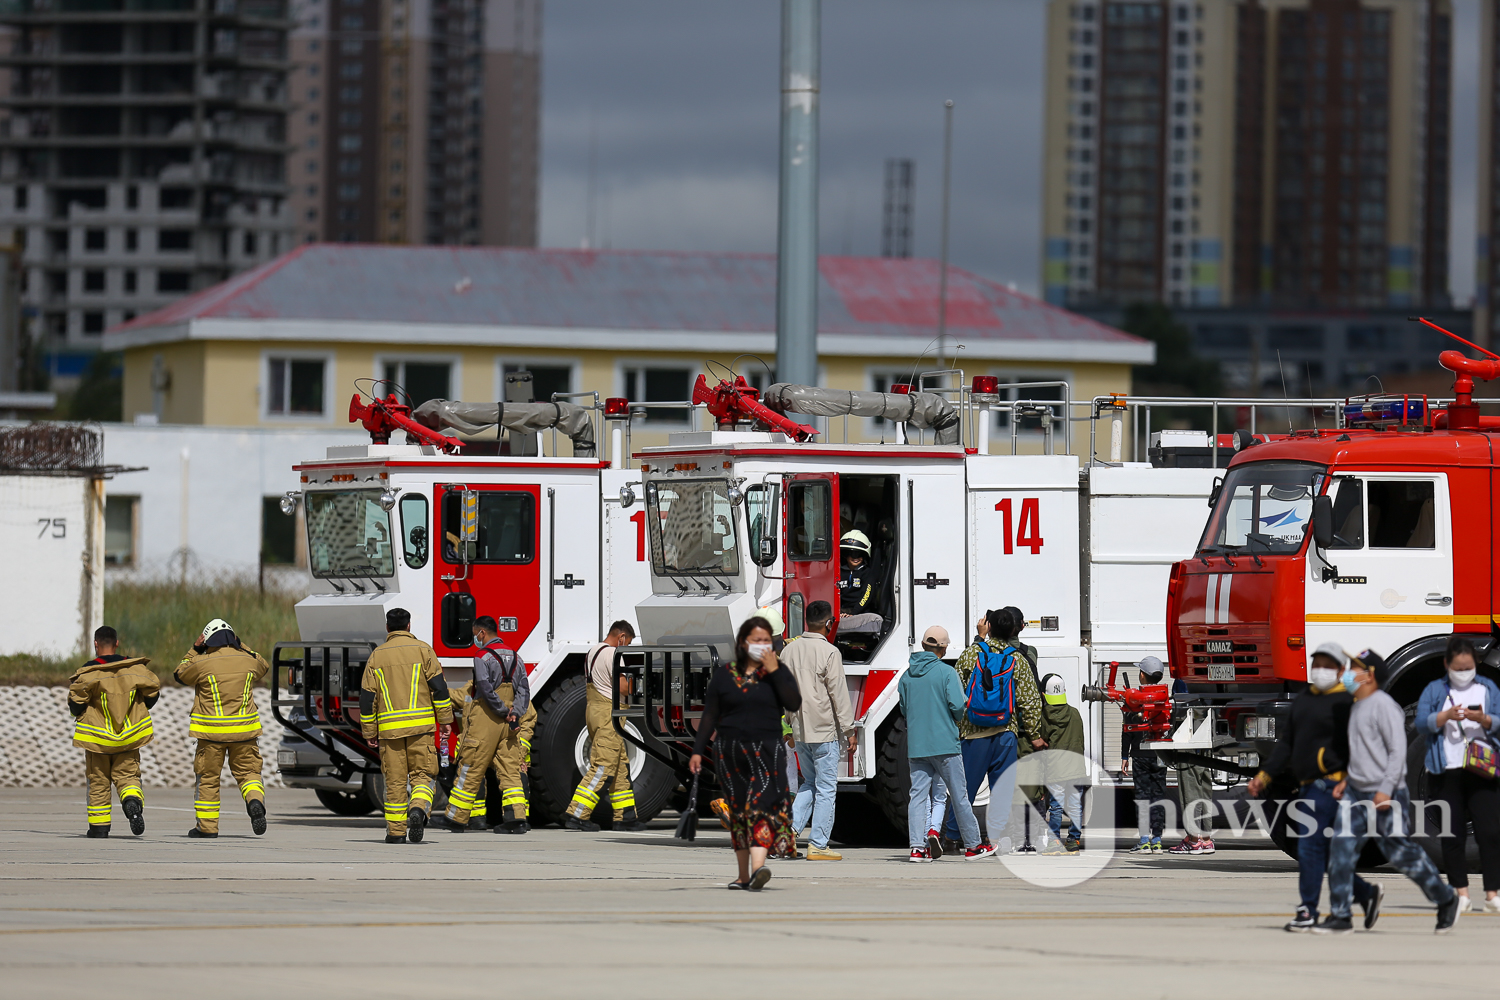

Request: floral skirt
left=715, top=737, right=794, bottom=853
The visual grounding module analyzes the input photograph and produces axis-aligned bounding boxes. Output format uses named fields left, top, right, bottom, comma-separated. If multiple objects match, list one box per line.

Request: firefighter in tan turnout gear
left=442, top=616, right=530, bottom=833
left=360, top=608, right=454, bottom=843
left=564, top=621, right=647, bottom=832
left=68, top=625, right=160, bottom=838
left=447, top=675, right=537, bottom=833
left=175, top=618, right=270, bottom=838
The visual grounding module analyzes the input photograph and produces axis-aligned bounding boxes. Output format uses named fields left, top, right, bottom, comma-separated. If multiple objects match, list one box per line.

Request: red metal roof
left=117, top=244, right=1144, bottom=350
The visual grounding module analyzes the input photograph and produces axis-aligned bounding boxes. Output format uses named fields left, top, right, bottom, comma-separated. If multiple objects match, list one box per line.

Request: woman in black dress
left=689, top=616, right=802, bottom=890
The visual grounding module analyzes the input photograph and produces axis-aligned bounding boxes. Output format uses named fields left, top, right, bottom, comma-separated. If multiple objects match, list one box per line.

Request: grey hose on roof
left=760, top=383, right=960, bottom=445
left=412, top=399, right=596, bottom=457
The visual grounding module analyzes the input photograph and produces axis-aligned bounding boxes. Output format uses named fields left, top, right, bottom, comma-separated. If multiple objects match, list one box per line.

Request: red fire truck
left=1155, top=336, right=1500, bottom=795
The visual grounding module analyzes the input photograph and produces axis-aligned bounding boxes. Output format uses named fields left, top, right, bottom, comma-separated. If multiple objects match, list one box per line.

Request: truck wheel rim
left=574, top=722, right=646, bottom=780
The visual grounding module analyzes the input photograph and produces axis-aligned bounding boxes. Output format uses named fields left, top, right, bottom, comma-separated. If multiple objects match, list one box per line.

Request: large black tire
left=865, top=714, right=911, bottom=841
left=315, top=788, right=377, bottom=816
left=528, top=673, right=676, bottom=827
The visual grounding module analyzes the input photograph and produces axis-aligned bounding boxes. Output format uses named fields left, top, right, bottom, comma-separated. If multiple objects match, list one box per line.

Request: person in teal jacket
left=897, top=626, right=992, bottom=863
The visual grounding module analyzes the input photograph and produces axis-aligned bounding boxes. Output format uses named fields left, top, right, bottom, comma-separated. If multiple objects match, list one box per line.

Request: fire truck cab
left=1160, top=346, right=1500, bottom=782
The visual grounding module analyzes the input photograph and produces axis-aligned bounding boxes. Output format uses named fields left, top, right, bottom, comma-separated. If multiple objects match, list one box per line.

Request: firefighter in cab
left=175, top=619, right=270, bottom=838
left=838, top=531, right=883, bottom=631
left=442, top=615, right=529, bottom=832
left=360, top=607, right=453, bottom=844
left=68, top=625, right=159, bottom=838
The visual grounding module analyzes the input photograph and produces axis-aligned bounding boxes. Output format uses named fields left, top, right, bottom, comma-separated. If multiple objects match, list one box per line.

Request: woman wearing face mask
left=1414, top=635, right=1500, bottom=912
left=690, top=616, right=802, bottom=890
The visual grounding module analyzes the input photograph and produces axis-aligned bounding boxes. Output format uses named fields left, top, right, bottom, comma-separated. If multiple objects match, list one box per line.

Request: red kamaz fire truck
left=1154, top=331, right=1500, bottom=799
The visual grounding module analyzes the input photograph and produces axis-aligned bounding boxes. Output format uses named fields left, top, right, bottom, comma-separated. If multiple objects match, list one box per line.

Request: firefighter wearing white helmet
left=838, top=530, right=883, bottom=630
left=175, top=618, right=271, bottom=838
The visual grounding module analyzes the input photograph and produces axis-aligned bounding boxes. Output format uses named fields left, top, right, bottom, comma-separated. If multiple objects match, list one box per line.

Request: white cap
left=755, top=606, right=785, bottom=636
left=1311, top=642, right=1349, bottom=668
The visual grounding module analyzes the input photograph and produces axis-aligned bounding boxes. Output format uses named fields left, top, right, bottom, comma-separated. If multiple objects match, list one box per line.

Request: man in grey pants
left=1321, top=649, right=1461, bottom=935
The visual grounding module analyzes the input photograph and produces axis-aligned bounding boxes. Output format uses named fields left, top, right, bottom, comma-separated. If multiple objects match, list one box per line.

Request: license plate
left=1205, top=641, right=1233, bottom=653
left=1207, top=663, right=1236, bottom=681
left=276, top=750, right=296, bottom=766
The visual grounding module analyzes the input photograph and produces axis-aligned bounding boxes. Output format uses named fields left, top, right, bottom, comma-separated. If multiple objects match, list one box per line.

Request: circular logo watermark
left=986, top=749, right=1117, bottom=888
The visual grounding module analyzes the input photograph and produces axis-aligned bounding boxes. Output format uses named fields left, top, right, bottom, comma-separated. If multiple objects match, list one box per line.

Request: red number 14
left=994, top=498, right=1044, bottom=555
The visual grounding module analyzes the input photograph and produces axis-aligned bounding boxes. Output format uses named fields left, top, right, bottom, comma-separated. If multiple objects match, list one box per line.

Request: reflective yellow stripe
left=208, top=676, right=224, bottom=716
left=409, top=783, right=435, bottom=808
left=610, top=790, right=636, bottom=808
left=241, top=780, right=265, bottom=796
left=242, top=675, right=255, bottom=716
left=448, top=787, right=478, bottom=808
left=409, top=662, right=421, bottom=709
left=120, top=785, right=143, bottom=801
left=188, top=713, right=260, bottom=737
left=375, top=707, right=437, bottom=732
left=1304, top=614, right=1491, bottom=624
left=500, top=788, right=527, bottom=806
left=383, top=803, right=406, bottom=819
left=194, top=801, right=220, bottom=817
left=570, top=786, right=600, bottom=808
left=74, top=717, right=154, bottom=751
left=375, top=668, right=393, bottom=715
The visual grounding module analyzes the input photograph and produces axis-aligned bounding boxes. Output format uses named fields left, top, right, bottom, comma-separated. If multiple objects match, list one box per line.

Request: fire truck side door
left=546, top=482, right=599, bottom=656
left=784, top=473, right=839, bottom=637
left=909, top=474, right=965, bottom=647
left=1305, top=473, right=1454, bottom=655
left=431, top=484, right=542, bottom=659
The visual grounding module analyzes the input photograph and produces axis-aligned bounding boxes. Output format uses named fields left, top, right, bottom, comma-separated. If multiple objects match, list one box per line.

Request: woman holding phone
left=1414, top=635, right=1500, bottom=911
left=689, top=616, right=801, bottom=890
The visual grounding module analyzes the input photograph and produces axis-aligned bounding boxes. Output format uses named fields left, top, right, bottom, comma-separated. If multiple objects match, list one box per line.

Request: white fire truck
left=272, top=371, right=1243, bottom=831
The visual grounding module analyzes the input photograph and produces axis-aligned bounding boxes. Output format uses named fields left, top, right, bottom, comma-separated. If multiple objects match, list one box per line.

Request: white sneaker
left=1457, top=895, right=1472, bottom=913
left=1485, top=897, right=1500, bottom=914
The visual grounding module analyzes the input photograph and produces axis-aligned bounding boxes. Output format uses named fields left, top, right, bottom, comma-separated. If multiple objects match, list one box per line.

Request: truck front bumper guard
left=271, top=641, right=382, bottom=778
left=610, top=644, right=721, bottom=780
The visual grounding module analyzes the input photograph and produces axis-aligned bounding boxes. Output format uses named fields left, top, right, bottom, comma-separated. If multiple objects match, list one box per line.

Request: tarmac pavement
left=0, top=787, right=1487, bottom=999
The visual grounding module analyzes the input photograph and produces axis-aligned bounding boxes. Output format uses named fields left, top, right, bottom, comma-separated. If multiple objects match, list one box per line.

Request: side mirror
left=1311, top=494, right=1334, bottom=549
left=1206, top=476, right=1223, bottom=509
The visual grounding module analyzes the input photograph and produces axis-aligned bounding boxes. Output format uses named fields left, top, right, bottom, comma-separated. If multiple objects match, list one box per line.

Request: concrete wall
left=0, top=475, right=102, bottom=658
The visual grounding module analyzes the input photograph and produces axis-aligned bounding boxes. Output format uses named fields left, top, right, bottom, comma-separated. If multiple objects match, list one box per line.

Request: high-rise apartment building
left=1042, top=0, right=1451, bottom=312
left=285, top=0, right=538, bottom=247
left=0, top=0, right=294, bottom=357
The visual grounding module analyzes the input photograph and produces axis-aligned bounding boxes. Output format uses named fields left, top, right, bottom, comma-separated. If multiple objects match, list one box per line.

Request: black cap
left=1355, top=649, right=1389, bottom=688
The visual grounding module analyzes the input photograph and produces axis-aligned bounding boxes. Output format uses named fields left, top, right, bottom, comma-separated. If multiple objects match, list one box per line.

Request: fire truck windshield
left=645, top=478, right=741, bottom=577
left=1197, top=460, right=1326, bottom=556
left=305, top=489, right=396, bottom=579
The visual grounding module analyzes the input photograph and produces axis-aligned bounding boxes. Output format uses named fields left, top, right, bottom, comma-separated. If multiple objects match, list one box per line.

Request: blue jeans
left=943, top=731, right=1019, bottom=843
left=1293, top=778, right=1371, bottom=917
left=1046, top=781, right=1083, bottom=841
left=1328, top=786, right=1454, bottom=919
left=791, top=740, right=841, bottom=850
left=911, top=754, right=980, bottom=850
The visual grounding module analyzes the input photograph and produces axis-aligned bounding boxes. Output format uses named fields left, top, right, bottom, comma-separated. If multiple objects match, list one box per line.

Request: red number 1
left=994, top=498, right=1043, bottom=555
left=629, top=510, right=646, bottom=562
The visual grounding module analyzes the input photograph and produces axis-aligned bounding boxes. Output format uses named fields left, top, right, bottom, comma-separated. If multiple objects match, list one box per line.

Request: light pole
left=936, top=99, right=954, bottom=367
left=775, top=0, right=820, bottom=388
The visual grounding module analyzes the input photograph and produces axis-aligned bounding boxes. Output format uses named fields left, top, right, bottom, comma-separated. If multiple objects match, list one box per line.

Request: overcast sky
left=539, top=1, right=1482, bottom=303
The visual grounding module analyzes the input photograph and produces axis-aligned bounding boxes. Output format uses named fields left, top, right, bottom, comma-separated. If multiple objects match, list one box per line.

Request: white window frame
left=372, top=352, right=463, bottom=408
left=494, top=357, right=581, bottom=404
left=616, top=359, right=699, bottom=428
left=261, top=349, right=335, bottom=422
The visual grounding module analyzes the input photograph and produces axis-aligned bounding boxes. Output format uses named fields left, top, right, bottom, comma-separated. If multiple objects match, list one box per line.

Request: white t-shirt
left=1442, top=682, right=1488, bottom=770
left=587, top=641, right=614, bottom=698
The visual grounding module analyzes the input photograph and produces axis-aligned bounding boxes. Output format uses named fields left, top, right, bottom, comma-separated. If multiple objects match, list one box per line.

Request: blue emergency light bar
left=1343, top=397, right=1426, bottom=425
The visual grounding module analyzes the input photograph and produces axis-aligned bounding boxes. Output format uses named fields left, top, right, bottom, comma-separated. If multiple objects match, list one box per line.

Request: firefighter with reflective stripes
left=442, top=616, right=529, bottom=832
left=564, top=621, right=647, bottom=832
left=174, top=618, right=270, bottom=838
left=448, top=679, right=536, bottom=833
left=69, top=625, right=159, bottom=838
left=360, top=608, right=453, bottom=844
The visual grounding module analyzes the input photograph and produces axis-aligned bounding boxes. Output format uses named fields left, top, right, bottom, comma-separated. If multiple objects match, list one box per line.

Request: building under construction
left=0, top=0, right=296, bottom=368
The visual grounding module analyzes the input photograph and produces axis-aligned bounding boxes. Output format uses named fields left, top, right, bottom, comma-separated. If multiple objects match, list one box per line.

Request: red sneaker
left=964, top=843, right=996, bottom=860
left=908, top=847, right=932, bottom=863
left=926, top=828, right=943, bottom=860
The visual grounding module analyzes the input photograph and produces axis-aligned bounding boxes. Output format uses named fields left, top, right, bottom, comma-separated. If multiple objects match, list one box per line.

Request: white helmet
left=840, top=530, right=872, bottom=556
left=755, top=605, right=785, bottom=636
left=200, top=618, right=233, bottom=643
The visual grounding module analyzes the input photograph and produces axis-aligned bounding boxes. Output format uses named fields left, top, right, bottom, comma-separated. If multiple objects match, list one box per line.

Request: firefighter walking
left=175, top=618, right=270, bottom=838
left=564, top=621, right=646, bottom=832
left=360, top=608, right=453, bottom=843
left=443, top=616, right=530, bottom=832
left=68, top=626, right=159, bottom=838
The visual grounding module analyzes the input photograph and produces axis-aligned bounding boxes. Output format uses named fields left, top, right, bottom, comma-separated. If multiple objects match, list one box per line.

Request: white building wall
left=101, top=423, right=367, bottom=582
left=0, top=475, right=98, bottom=658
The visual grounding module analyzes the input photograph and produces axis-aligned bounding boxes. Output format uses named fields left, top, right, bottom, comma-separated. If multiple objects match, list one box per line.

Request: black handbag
left=675, top=771, right=700, bottom=841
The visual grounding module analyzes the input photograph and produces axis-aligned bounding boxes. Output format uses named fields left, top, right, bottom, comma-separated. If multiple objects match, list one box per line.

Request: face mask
left=1340, top=668, right=1360, bottom=692
left=746, top=643, right=773, bottom=662
left=1448, top=668, right=1477, bottom=688
left=1308, top=666, right=1339, bottom=691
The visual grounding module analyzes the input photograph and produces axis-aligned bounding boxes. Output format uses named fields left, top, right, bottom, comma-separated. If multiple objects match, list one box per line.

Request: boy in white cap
left=1038, top=673, right=1086, bottom=853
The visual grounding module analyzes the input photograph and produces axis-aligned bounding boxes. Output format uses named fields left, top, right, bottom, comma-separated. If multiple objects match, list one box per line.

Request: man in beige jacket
left=779, top=600, right=855, bottom=860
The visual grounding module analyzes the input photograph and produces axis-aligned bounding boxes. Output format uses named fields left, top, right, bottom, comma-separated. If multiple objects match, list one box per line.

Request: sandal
left=748, top=865, right=772, bottom=891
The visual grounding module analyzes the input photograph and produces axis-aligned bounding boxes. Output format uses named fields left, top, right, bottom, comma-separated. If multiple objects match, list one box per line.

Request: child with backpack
left=940, top=608, right=1047, bottom=853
